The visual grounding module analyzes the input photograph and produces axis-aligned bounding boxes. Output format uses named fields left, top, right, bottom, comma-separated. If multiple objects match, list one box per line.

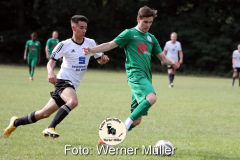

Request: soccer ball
left=153, top=140, right=174, bottom=156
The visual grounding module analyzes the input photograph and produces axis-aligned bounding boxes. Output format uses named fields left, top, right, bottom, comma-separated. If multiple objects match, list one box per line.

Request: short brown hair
left=71, top=15, right=89, bottom=26
left=137, top=6, right=157, bottom=19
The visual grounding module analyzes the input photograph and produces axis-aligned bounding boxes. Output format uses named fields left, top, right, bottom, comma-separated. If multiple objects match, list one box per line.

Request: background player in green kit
left=83, top=6, right=180, bottom=144
left=24, top=32, right=41, bottom=81
left=45, top=31, right=59, bottom=60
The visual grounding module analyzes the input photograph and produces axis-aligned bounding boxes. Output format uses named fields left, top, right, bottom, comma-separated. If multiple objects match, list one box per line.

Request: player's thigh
left=27, top=57, right=32, bottom=66
left=128, top=77, right=155, bottom=104
left=60, top=87, right=78, bottom=107
left=31, top=57, right=37, bottom=67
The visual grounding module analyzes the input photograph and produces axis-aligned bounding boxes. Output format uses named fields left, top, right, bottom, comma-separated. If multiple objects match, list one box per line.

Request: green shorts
left=128, top=75, right=155, bottom=116
left=27, top=56, right=38, bottom=67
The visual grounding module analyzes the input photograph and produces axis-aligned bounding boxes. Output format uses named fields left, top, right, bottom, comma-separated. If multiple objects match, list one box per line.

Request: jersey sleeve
left=25, top=41, right=29, bottom=49
left=232, top=51, right=237, bottom=58
left=38, top=41, right=41, bottom=50
left=151, top=35, right=162, bottom=56
left=178, top=42, right=182, bottom=51
left=113, top=29, right=131, bottom=48
left=46, top=39, right=51, bottom=47
left=51, top=42, right=65, bottom=60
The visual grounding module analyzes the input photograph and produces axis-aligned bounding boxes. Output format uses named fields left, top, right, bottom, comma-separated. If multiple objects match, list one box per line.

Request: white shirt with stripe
left=164, top=41, right=182, bottom=61
left=51, top=38, right=102, bottom=89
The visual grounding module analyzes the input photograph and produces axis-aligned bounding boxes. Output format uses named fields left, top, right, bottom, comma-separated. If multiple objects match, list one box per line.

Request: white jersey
left=164, top=41, right=182, bottom=61
left=51, top=38, right=102, bottom=89
left=232, top=50, right=240, bottom=68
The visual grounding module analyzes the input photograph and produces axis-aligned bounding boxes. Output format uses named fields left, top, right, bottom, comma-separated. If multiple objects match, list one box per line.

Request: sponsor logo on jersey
left=71, top=49, right=76, bottom=53
left=147, top=36, right=152, bottom=42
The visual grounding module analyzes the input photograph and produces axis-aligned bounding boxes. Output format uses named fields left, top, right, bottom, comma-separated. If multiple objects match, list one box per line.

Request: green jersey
left=25, top=40, right=41, bottom=58
left=114, top=27, right=162, bottom=81
left=46, top=38, right=59, bottom=56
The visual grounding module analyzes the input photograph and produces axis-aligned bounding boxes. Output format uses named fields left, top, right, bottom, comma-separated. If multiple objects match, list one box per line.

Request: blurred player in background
left=83, top=6, right=180, bottom=145
left=45, top=30, right=59, bottom=60
left=2, top=15, right=109, bottom=138
left=163, top=32, right=183, bottom=88
left=24, top=32, right=41, bottom=81
left=232, top=44, right=240, bottom=87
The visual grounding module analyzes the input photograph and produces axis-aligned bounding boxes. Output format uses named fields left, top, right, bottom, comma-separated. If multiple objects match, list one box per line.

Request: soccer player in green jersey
left=24, top=32, right=41, bottom=81
left=45, top=31, right=59, bottom=60
left=83, top=6, right=180, bottom=144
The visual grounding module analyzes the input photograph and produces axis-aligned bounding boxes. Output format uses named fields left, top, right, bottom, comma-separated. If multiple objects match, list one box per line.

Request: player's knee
left=67, top=99, right=78, bottom=109
left=146, top=93, right=157, bottom=105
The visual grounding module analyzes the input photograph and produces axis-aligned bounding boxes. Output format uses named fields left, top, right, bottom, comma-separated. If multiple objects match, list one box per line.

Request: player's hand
left=24, top=56, right=26, bottom=60
left=46, top=55, right=50, bottom=59
left=48, top=72, right=57, bottom=85
left=98, top=54, right=110, bottom=65
left=82, top=47, right=92, bottom=55
left=172, top=61, right=180, bottom=70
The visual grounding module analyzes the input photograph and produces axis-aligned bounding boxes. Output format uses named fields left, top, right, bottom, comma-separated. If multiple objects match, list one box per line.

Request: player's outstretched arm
left=97, top=53, right=110, bottom=65
left=83, top=41, right=118, bottom=55
left=47, top=59, right=57, bottom=85
left=156, top=52, right=180, bottom=70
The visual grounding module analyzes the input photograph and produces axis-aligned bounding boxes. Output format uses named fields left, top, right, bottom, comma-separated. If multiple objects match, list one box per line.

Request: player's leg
left=125, top=78, right=156, bottom=131
left=47, top=87, right=78, bottom=131
left=29, top=57, right=37, bottom=80
left=127, top=94, right=140, bottom=131
left=27, top=57, right=32, bottom=80
left=168, top=67, right=175, bottom=88
left=237, top=69, right=240, bottom=87
left=2, top=98, right=59, bottom=138
left=232, top=69, right=237, bottom=86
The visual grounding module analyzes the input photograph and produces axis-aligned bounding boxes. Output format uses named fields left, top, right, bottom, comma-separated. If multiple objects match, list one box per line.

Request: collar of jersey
left=135, top=26, right=146, bottom=34
left=71, top=38, right=85, bottom=45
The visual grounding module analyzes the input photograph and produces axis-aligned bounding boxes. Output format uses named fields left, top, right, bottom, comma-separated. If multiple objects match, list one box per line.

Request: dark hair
left=30, top=32, right=37, bottom=37
left=71, top=15, right=89, bottom=26
left=137, top=6, right=157, bottom=19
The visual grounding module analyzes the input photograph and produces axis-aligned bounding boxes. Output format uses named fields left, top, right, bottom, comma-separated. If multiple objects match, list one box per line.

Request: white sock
left=124, top=117, right=133, bottom=131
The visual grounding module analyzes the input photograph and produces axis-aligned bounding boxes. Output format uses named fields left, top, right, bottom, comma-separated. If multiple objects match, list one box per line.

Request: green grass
left=0, top=65, right=240, bottom=160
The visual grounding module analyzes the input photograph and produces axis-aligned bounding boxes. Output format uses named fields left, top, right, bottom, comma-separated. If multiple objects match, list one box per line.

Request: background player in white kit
left=163, top=32, right=183, bottom=88
left=2, top=15, right=109, bottom=138
left=232, top=44, right=240, bottom=87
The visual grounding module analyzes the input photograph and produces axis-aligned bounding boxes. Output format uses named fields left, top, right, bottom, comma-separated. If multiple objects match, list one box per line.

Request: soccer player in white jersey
left=2, top=15, right=109, bottom=138
left=163, top=32, right=183, bottom=88
left=232, top=44, right=240, bottom=87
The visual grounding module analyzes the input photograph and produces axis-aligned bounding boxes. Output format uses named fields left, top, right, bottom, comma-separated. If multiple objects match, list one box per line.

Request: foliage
left=1, top=0, right=240, bottom=76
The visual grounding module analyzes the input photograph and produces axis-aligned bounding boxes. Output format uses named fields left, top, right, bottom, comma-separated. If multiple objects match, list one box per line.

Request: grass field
left=0, top=65, right=240, bottom=160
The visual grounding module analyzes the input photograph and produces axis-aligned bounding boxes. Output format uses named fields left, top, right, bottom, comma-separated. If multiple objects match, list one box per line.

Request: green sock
left=129, top=99, right=151, bottom=121
left=29, top=67, right=31, bottom=76
left=30, top=69, right=34, bottom=77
